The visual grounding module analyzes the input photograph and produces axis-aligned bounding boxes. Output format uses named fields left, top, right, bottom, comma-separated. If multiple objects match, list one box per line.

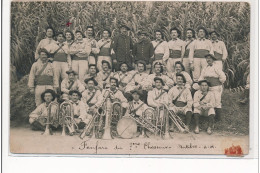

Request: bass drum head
left=117, top=117, right=137, bottom=139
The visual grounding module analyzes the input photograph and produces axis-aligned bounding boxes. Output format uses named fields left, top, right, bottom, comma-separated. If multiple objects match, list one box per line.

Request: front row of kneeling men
left=29, top=74, right=221, bottom=136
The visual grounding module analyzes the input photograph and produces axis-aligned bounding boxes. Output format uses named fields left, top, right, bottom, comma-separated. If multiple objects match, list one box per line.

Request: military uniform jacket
left=189, top=38, right=214, bottom=59
left=144, top=73, right=174, bottom=90
left=193, top=90, right=215, bottom=109
left=70, top=39, right=90, bottom=59
left=35, top=38, right=56, bottom=60
left=96, top=70, right=114, bottom=89
left=151, top=40, right=169, bottom=61
left=29, top=102, right=59, bottom=119
left=83, top=37, right=99, bottom=56
left=45, top=41, right=69, bottom=62
left=113, top=71, right=135, bottom=88
left=211, top=39, right=228, bottom=61
left=147, top=88, right=168, bottom=108
left=168, top=86, right=193, bottom=108
left=97, top=88, right=128, bottom=108
left=168, top=71, right=193, bottom=88
left=97, top=38, right=112, bottom=57
left=70, top=100, right=88, bottom=121
left=126, top=100, right=149, bottom=117
left=61, top=78, right=85, bottom=94
left=81, top=89, right=102, bottom=108
left=198, top=64, right=226, bottom=86
left=125, top=71, right=149, bottom=93
left=133, top=39, right=154, bottom=64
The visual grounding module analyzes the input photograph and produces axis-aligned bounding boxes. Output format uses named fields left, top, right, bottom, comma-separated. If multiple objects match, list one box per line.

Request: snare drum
left=116, top=116, right=138, bottom=139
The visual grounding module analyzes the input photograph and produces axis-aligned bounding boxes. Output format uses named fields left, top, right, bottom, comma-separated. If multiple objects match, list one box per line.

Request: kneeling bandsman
left=69, top=90, right=91, bottom=131
left=193, top=80, right=216, bottom=135
left=96, top=60, right=114, bottom=90
left=125, top=89, right=150, bottom=138
left=29, top=89, right=59, bottom=132
left=198, top=54, right=226, bottom=121
left=168, top=73, right=193, bottom=131
left=60, top=69, right=85, bottom=101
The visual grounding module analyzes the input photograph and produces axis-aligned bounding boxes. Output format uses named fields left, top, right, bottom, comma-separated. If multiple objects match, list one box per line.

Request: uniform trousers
left=193, top=58, right=208, bottom=82
left=72, top=60, right=88, bottom=81
left=166, top=58, right=181, bottom=72
left=53, top=61, right=69, bottom=83
left=209, top=85, right=223, bottom=108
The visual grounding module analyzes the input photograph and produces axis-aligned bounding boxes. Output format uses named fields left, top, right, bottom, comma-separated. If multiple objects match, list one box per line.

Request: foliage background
left=11, top=1, right=250, bottom=88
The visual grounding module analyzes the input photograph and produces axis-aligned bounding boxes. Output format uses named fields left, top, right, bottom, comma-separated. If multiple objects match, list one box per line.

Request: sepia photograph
left=9, top=1, right=251, bottom=155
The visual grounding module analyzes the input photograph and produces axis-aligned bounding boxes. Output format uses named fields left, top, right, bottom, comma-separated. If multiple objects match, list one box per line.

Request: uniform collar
left=172, top=38, right=179, bottom=41
left=87, top=89, right=96, bottom=94
left=119, top=71, right=128, bottom=75
left=185, top=38, right=194, bottom=42
left=76, top=39, right=84, bottom=43
left=72, top=100, right=80, bottom=105
left=177, top=85, right=184, bottom=90
left=198, top=38, right=206, bottom=41
left=110, top=88, right=118, bottom=94
left=133, top=100, right=141, bottom=104
left=102, top=38, right=111, bottom=42
left=103, top=70, right=111, bottom=74
left=212, top=39, right=219, bottom=43
left=155, top=73, right=162, bottom=77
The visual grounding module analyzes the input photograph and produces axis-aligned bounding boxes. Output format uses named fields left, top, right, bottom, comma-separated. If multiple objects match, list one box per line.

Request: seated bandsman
left=96, top=60, right=114, bottom=90
left=197, top=54, right=226, bottom=121
left=168, top=61, right=193, bottom=89
left=29, top=89, right=59, bottom=132
left=45, top=32, right=70, bottom=83
left=193, top=80, right=216, bottom=135
left=82, top=77, right=102, bottom=112
left=83, top=64, right=100, bottom=89
left=168, top=73, right=193, bottom=132
left=28, top=48, right=59, bottom=106
left=69, top=90, right=91, bottom=131
left=60, top=69, right=85, bottom=101
left=125, top=89, right=150, bottom=138
left=125, top=60, right=149, bottom=102
left=144, top=62, right=174, bottom=91
left=97, top=77, right=128, bottom=114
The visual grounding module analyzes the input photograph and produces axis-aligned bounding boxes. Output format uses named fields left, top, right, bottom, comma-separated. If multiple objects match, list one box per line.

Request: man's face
left=132, top=93, right=140, bottom=101
left=198, top=29, right=206, bottom=38
left=155, top=80, right=162, bottom=89
left=200, top=82, right=209, bottom=92
left=206, top=57, right=214, bottom=66
left=176, top=76, right=184, bottom=85
left=71, top=93, right=79, bottom=102
left=140, top=34, right=146, bottom=40
left=44, top=93, right=53, bottom=103
left=155, top=32, right=162, bottom=40
left=65, top=32, right=72, bottom=41
left=68, top=73, right=75, bottom=81
left=154, top=64, right=161, bottom=74
left=171, top=30, right=178, bottom=39
left=175, top=64, right=183, bottom=73
left=103, top=31, right=109, bottom=39
left=87, top=81, right=95, bottom=90
left=46, top=29, right=53, bottom=38
left=186, top=30, right=193, bottom=39
left=120, top=64, right=128, bottom=72
left=89, top=66, right=97, bottom=74
left=102, top=63, right=109, bottom=71
left=87, top=28, right=93, bottom=37
left=137, top=63, right=144, bottom=72
left=110, top=79, right=117, bottom=89
left=40, top=52, right=48, bottom=62
left=120, top=27, right=127, bottom=35
left=76, top=32, right=83, bottom=40
left=57, top=34, right=64, bottom=43
left=211, top=32, right=217, bottom=40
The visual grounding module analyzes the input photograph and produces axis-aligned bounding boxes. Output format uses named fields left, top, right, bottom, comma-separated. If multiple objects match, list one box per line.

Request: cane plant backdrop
left=11, top=1, right=250, bottom=88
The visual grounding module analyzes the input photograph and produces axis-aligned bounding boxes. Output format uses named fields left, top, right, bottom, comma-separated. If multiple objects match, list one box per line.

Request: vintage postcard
left=9, top=1, right=251, bottom=156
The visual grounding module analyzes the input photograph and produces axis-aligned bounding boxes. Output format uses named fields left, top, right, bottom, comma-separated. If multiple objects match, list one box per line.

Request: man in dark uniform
left=111, top=24, right=134, bottom=71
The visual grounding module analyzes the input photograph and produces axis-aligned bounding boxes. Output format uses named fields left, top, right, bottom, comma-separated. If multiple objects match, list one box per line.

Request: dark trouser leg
left=31, top=121, right=45, bottom=131
left=141, top=91, right=148, bottom=104
left=122, top=107, right=127, bottom=117
left=208, top=114, right=215, bottom=128
left=185, top=111, right=192, bottom=126
left=215, top=108, right=222, bottom=122
left=194, top=113, right=200, bottom=134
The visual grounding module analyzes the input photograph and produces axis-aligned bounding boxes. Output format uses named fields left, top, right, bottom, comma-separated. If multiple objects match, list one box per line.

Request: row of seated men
left=28, top=50, right=226, bottom=136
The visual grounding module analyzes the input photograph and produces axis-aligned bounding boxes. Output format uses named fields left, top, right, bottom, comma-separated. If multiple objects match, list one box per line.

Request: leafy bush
left=11, top=1, right=250, bottom=87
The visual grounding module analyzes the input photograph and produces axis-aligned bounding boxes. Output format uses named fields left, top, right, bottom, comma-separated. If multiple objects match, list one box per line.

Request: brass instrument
left=43, top=101, right=60, bottom=136
left=60, top=101, right=78, bottom=136
left=102, top=96, right=113, bottom=139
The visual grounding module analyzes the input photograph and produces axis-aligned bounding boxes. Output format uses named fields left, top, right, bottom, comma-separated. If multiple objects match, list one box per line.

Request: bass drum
left=116, top=116, right=138, bottom=139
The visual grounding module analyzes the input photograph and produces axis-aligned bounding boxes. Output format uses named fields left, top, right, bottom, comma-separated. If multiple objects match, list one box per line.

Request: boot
left=208, top=114, right=215, bottom=135
left=239, top=89, right=249, bottom=104
left=139, top=128, right=146, bottom=138
left=215, top=108, right=222, bottom=122
left=194, top=113, right=200, bottom=134
left=185, top=111, right=192, bottom=133
left=31, top=121, right=45, bottom=131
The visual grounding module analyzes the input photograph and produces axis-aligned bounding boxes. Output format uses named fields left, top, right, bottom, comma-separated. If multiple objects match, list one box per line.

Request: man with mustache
left=133, top=30, right=154, bottom=73
left=96, top=60, right=114, bottom=90
left=84, top=26, right=99, bottom=65
left=111, top=24, right=134, bottom=71
left=210, top=30, right=228, bottom=70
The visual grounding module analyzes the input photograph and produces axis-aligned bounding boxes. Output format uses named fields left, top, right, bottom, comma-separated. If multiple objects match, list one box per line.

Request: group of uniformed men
left=28, top=24, right=227, bottom=136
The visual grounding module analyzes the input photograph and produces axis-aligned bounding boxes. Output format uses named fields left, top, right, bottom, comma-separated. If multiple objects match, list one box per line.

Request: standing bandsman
left=189, top=26, right=214, bottom=82
left=45, top=32, right=70, bottom=83
left=198, top=54, right=226, bottom=121
left=35, top=27, right=56, bottom=61
left=151, top=30, right=169, bottom=69
left=28, top=48, right=58, bottom=106
left=167, top=27, right=185, bottom=72
left=210, top=30, right=228, bottom=70
left=29, top=89, right=58, bottom=131
left=168, top=61, right=193, bottom=89
left=144, top=62, right=174, bottom=91
left=60, top=69, right=85, bottom=101
left=97, top=29, right=112, bottom=71
left=82, top=77, right=102, bottom=117
left=193, top=80, right=216, bottom=134
left=70, top=30, right=90, bottom=81
left=133, top=30, right=154, bottom=73
left=84, top=26, right=99, bottom=65
left=168, top=73, right=193, bottom=131
left=125, top=60, right=149, bottom=102
left=183, top=28, right=196, bottom=74
left=113, top=62, right=134, bottom=93
left=65, top=30, right=75, bottom=47
left=83, top=64, right=99, bottom=88
left=111, top=24, right=134, bottom=71
left=68, top=90, right=91, bottom=131
left=96, top=60, right=114, bottom=90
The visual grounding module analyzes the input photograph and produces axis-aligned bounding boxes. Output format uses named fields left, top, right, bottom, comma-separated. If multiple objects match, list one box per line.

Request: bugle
left=43, top=101, right=60, bottom=136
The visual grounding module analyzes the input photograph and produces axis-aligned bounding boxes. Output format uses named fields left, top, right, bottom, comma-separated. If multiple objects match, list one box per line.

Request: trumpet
left=43, top=101, right=60, bottom=136
left=60, top=101, right=78, bottom=136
